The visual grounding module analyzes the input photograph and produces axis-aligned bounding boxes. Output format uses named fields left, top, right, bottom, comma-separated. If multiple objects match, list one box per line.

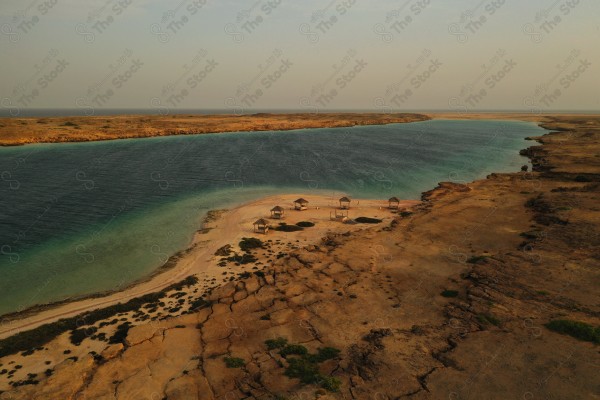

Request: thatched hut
left=270, top=206, right=285, bottom=219
left=388, top=196, right=400, bottom=209
left=294, top=198, right=309, bottom=211
left=253, top=218, right=269, bottom=234
left=339, top=196, right=351, bottom=209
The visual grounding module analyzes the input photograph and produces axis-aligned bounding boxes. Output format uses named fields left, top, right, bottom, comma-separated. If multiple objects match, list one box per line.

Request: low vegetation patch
left=224, top=253, right=257, bottom=264
left=265, top=337, right=288, bottom=350
left=239, top=237, right=264, bottom=252
left=189, top=297, right=212, bottom=311
left=265, top=338, right=341, bottom=392
left=214, top=244, right=232, bottom=256
left=476, top=313, right=501, bottom=327
left=274, top=223, right=304, bottom=232
left=70, top=327, right=97, bottom=346
left=467, top=255, right=489, bottom=264
left=0, top=276, right=198, bottom=358
left=520, top=230, right=545, bottom=240
left=296, top=221, right=315, bottom=227
left=223, top=356, right=246, bottom=368
left=545, top=320, right=600, bottom=344
left=108, top=323, right=131, bottom=344
left=354, top=217, right=382, bottom=224
left=440, top=289, right=459, bottom=298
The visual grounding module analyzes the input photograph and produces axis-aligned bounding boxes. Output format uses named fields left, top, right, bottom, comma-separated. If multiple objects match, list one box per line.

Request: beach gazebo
left=294, top=198, right=309, bottom=211
left=253, top=218, right=269, bottom=234
left=270, top=206, right=285, bottom=219
left=339, top=196, right=351, bottom=210
left=388, top=196, right=400, bottom=209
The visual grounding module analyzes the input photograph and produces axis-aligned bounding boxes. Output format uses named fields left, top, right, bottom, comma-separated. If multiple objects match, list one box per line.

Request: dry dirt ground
left=0, top=113, right=428, bottom=146
left=0, top=115, right=599, bottom=399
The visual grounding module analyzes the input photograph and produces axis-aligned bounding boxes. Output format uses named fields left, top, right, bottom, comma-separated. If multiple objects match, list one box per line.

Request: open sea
left=0, top=119, right=547, bottom=315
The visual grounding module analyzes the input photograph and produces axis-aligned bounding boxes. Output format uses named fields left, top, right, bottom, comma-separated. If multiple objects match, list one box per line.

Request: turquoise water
left=0, top=120, right=546, bottom=315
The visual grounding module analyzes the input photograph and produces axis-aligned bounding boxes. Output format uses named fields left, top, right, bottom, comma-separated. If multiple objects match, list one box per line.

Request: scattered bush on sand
left=224, top=356, right=245, bottom=368
left=545, top=320, right=600, bottom=344
left=296, top=221, right=315, bottom=227
left=354, top=217, right=382, bottom=224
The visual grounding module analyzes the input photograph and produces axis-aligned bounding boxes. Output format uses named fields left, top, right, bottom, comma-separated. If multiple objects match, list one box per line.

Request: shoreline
left=0, top=192, right=420, bottom=340
left=0, top=112, right=552, bottom=339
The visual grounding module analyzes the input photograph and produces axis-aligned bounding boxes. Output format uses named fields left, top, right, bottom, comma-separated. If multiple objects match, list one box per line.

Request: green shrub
left=314, top=347, right=341, bottom=362
left=284, top=357, right=320, bottom=383
left=296, top=221, right=315, bottom=227
left=354, top=217, right=382, bottom=224
left=70, top=327, right=97, bottom=346
left=280, top=344, right=308, bottom=357
left=265, top=337, right=288, bottom=350
left=440, top=290, right=459, bottom=298
left=320, top=376, right=342, bottom=392
left=275, top=224, right=304, bottom=232
left=574, top=175, right=592, bottom=182
left=189, top=297, right=212, bottom=311
left=467, top=255, right=489, bottom=264
left=545, top=320, right=600, bottom=344
left=108, top=323, right=130, bottom=344
left=273, top=341, right=342, bottom=392
left=239, top=237, right=264, bottom=251
left=476, top=313, right=501, bottom=327
left=224, top=356, right=245, bottom=368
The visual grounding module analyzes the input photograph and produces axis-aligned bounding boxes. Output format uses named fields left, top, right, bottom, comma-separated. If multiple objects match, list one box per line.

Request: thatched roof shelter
left=253, top=218, right=269, bottom=233
left=388, top=196, right=400, bottom=209
left=294, top=198, right=309, bottom=210
left=270, top=206, right=285, bottom=219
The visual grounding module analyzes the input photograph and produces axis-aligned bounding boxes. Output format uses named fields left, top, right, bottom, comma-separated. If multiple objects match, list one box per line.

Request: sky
left=0, top=0, right=599, bottom=114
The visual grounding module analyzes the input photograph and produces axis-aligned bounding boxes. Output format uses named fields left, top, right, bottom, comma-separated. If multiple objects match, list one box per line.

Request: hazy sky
left=1, top=0, right=598, bottom=114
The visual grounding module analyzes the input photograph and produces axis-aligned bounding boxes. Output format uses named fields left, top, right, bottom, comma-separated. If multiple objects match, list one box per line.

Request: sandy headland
left=0, top=113, right=598, bottom=399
